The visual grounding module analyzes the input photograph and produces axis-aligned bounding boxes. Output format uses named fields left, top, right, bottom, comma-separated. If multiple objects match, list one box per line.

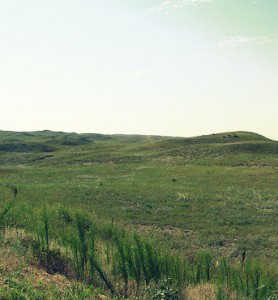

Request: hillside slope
left=0, top=130, right=277, bottom=167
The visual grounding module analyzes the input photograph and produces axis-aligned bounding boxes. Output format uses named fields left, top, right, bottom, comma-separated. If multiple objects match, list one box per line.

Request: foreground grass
left=0, top=230, right=104, bottom=299
left=0, top=230, right=218, bottom=300
left=1, top=203, right=277, bottom=299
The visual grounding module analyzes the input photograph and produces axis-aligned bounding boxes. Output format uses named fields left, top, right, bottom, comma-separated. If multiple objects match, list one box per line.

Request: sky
left=1, top=0, right=278, bottom=139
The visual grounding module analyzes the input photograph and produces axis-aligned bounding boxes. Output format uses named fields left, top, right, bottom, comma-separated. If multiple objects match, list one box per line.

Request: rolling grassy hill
left=0, top=130, right=277, bottom=299
left=1, top=130, right=278, bottom=166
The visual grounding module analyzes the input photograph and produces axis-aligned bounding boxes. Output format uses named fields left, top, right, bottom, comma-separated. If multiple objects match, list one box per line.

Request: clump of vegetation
left=148, top=276, right=179, bottom=300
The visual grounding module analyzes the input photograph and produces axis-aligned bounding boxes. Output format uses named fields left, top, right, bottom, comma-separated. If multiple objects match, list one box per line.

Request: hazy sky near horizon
left=1, top=0, right=278, bottom=139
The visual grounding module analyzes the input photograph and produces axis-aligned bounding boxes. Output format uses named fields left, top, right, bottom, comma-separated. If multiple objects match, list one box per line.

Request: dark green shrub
left=149, top=276, right=179, bottom=300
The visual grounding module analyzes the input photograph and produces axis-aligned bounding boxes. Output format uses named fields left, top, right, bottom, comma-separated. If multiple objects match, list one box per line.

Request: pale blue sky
left=1, top=0, right=277, bottom=139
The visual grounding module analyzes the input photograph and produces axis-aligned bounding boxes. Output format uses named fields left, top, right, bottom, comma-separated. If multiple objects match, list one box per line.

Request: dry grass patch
left=0, top=229, right=108, bottom=299
left=185, top=283, right=216, bottom=300
left=0, top=240, right=70, bottom=290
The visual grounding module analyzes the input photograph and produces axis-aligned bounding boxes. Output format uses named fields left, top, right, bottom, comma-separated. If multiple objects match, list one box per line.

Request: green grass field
left=0, top=130, right=277, bottom=299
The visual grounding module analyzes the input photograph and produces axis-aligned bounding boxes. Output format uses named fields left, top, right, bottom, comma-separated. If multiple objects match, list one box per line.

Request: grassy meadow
left=0, top=130, right=277, bottom=299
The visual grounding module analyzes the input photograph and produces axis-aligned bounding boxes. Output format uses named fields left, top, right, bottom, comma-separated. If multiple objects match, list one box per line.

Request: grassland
left=0, top=130, right=277, bottom=299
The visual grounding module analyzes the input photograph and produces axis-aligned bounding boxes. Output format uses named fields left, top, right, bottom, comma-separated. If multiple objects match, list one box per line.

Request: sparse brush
left=113, top=232, right=129, bottom=297
left=184, top=258, right=194, bottom=285
left=71, top=236, right=81, bottom=276
left=41, top=206, right=50, bottom=251
left=88, top=234, right=96, bottom=280
left=0, top=186, right=17, bottom=233
left=145, top=241, right=160, bottom=283
left=74, top=212, right=91, bottom=278
left=218, top=258, right=231, bottom=286
left=172, top=255, right=184, bottom=284
left=195, top=252, right=212, bottom=284
left=32, top=207, right=50, bottom=256
left=0, top=200, right=13, bottom=232
left=126, top=237, right=141, bottom=291
left=94, top=260, right=116, bottom=297
left=243, top=260, right=263, bottom=300
left=134, top=234, right=150, bottom=285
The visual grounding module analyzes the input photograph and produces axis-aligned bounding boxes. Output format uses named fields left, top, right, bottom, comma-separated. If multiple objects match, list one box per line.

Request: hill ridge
left=0, top=129, right=273, bottom=141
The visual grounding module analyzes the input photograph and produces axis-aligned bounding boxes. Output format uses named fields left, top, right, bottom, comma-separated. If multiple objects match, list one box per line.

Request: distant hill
left=156, top=131, right=271, bottom=146
left=0, top=130, right=277, bottom=166
left=0, top=130, right=167, bottom=150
